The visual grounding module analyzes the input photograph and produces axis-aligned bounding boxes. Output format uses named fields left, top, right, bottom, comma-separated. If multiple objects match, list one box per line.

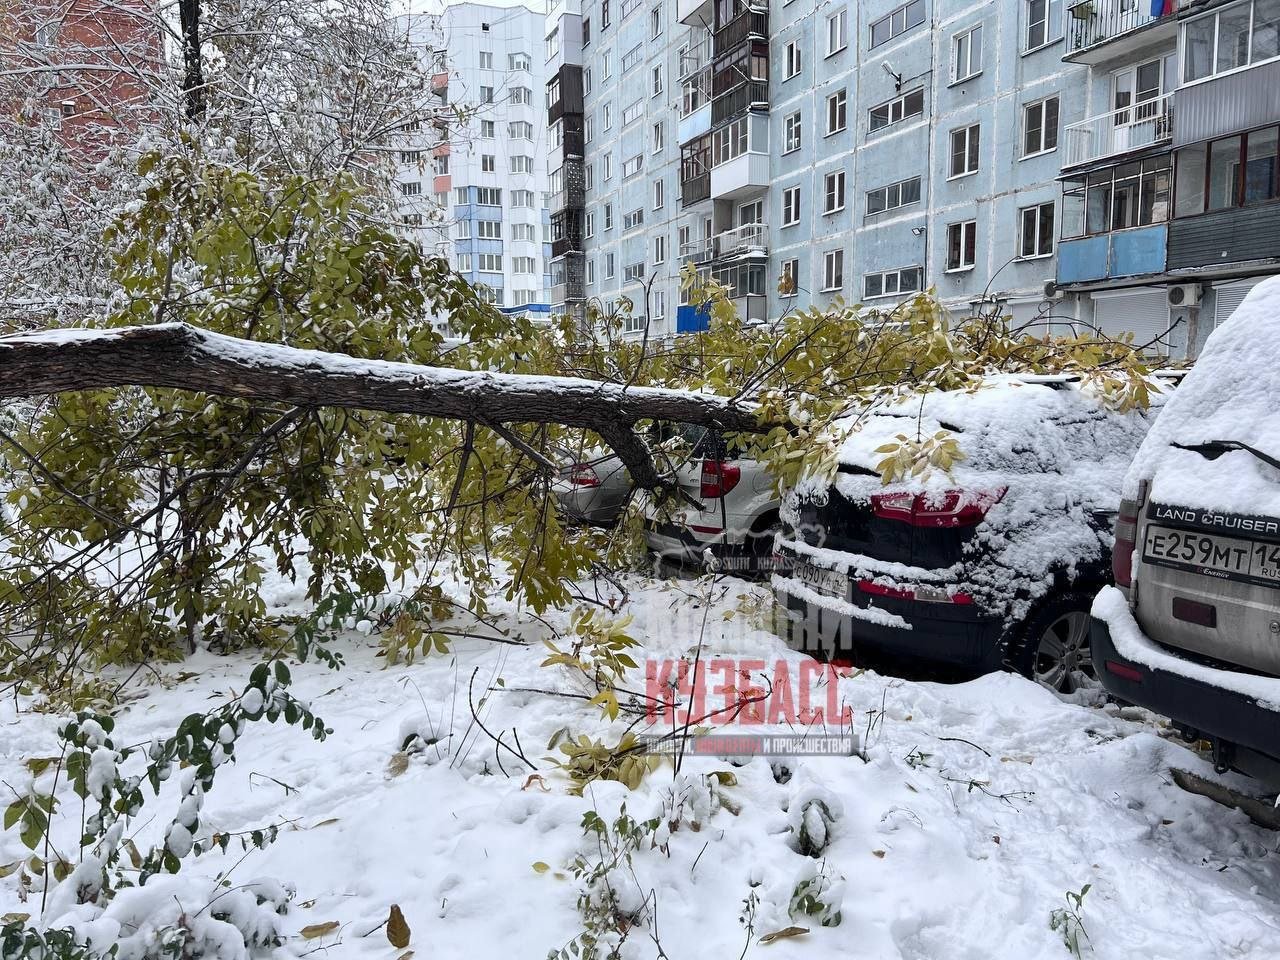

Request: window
left=510, top=156, right=534, bottom=174
left=653, top=290, right=667, bottom=319
left=711, top=116, right=749, bottom=164
left=513, top=289, right=537, bottom=307
left=1025, top=0, right=1063, bottom=52
left=623, top=154, right=644, bottom=179
left=479, top=51, right=493, bottom=69
left=624, top=207, right=644, bottom=230
left=623, top=99, right=643, bottom=126
left=653, top=178, right=665, bottom=209
left=481, top=154, right=495, bottom=173
left=624, top=261, right=645, bottom=283
left=454, top=220, right=471, bottom=239
left=827, top=9, right=848, bottom=55
left=871, top=1, right=925, bottom=48
left=476, top=187, right=502, bottom=205
left=621, top=0, right=642, bottom=19
left=1182, top=0, right=1280, bottom=84
left=455, top=187, right=470, bottom=204
left=823, top=171, right=846, bottom=214
left=512, top=190, right=535, bottom=207
left=651, top=7, right=662, bottom=38
left=546, top=28, right=560, bottom=60
left=601, top=0, right=610, bottom=28
left=512, top=256, right=537, bottom=273
left=866, top=176, right=922, bottom=214
left=654, top=234, right=667, bottom=263
left=603, top=204, right=613, bottom=230
left=585, top=116, right=594, bottom=143
left=510, top=52, right=531, bottom=70
left=480, top=86, right=494, bottom=103
left=946, top=220, right=977, bottom=271
left=457, top=253, right=473, bottom=271
left=653, top=121, right=665, bottom=152
left=785, top=40, right=802, bottom=78
left=864, top=266, right=923, bottom=300
left=780, top=259, right=800, bottom=296
left=584, top=164, right=594, bottom=191
left=1023, top=96, right=1059, bottom=156
left=1065, top=157, right=1173, bottom=236
left=477, top=220, right=502, bottom=239
left=478, top=253, right=502, bottom=272
left=605, top=254, right=616, bottom=279
left=869, top=88, right=924, bottom=132
left=1018, top=202, right=1055, bottom=258
left=602, top=102, right=613, bottom=131
left=784, top=112, right=803, bottom=152
left=782, top=186, right=801, bottom=226
left=584, top=67, right=593, bottom=94
left=508, top=121, right=533, bottom=140
left=622, top=43, right=642, bottom=72
left=822, top=250, right=844, bottom=291
left=480, top=120, right=495, bottom=138
left=513, top=223, right=538, bottom=241
left=584, top=212, right=595, bottom=238
left=399, top=181, right=421, bottom=196
left=949, top=124, right=980, bottom=178
left=826, top=89, right=847, bottom=135
left=652, top=65, right=663, bottom=96
left=1174, top=127, right=1280, bottom=216
left=586, top=259, right=596, bottom=284
left=603, top=153, right=613, bottom=180
left=433, top=155, right=449, bottom=175
left=601, top=49, right=611, bottom=79
left=400, top=150, right=421, bottom=164
left=510, top=87, right=532, bottom=105
left=952, top=24, right=982, bottom=82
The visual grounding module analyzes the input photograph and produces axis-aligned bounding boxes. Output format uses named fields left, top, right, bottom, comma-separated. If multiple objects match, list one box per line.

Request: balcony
left=681, top=171, right=711, bottom=207
left=712, top=223, right=768, bottom=260
left=679, top=102, right=712, bottom=144
left=1063, top=94, right=1173, bottom=169
left=713, top=9, right=766, bottom=58
left=549, top=278, right=585, bottom=304
left=431, top=72, right=448, bottom=92
left=711, top=80, right=767, bottom=127
left=1065, top=0, right=1179, bottom=64
left=678, top=0, right=712, bottom=27
left=679, top=235, right=715, bottom=264
left=679, top=36, right=713, bottom=80
left=1168, top=205, right=1280, bottom=275
left=1057, top=224, right=1167, bottom=286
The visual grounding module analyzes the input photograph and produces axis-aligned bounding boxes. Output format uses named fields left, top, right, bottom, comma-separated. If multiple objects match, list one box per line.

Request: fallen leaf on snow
left=871, top=849, right=886, bottom=858
left=387, top=904, right=411, bottom=949
left=387, top=752, right=410, bottom=777
left=759, top=926, right=809, bottom=944
left=300, top=921, right=340, bottom=939
left=522, top=774, right=549, bottom=792
left=2, top=913, right=30, bottom=924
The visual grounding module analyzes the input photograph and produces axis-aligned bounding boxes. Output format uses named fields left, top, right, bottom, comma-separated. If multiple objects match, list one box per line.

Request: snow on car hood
left=1124, top=275, right=1280, bottom=516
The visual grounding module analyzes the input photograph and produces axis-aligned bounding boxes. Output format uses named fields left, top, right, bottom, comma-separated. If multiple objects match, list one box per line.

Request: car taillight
left=700, top=460, right=741, bottom=499
left=856, top=580, right=974, bottom=604
left=869, top=489, right=1005, bottom=528
left=1112, top=495, right=1141, bottom=587
left=569, top=464, right=601, bottom=487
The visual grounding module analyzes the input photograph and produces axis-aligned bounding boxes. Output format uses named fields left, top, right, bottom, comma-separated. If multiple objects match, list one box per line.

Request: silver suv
left=1091, top=276, right=1280, bottom=783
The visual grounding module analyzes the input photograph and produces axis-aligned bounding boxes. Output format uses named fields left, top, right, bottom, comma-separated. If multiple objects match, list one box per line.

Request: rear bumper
left=644, top=519, right=775, bottom=573
left=1091, top=616, right=1280, bottom=765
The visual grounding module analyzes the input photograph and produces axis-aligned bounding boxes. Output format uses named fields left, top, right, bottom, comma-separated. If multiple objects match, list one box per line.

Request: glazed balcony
left=1063, top=93, right=1173, bottom=169
left=1065, top=0, right=1179, bottom=64
left=713, top=9, right=766, bottom=58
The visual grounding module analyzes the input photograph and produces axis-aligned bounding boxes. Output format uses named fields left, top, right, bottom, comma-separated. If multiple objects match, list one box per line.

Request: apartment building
left=550, top=0, right=1280, bottom=357
left=397, top=4, right=553, bottom=327
left=1056, top=0, right=1280, bottom=356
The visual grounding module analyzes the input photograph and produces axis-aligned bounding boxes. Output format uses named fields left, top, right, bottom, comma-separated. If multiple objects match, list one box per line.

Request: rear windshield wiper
left=1172, top=440, right=1280, bottom=473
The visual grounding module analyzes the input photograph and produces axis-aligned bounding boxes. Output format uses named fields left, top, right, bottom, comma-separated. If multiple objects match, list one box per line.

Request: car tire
left=744, top=518, right=781, bottom=578
left=1008, top=591, right=1097, bottom=694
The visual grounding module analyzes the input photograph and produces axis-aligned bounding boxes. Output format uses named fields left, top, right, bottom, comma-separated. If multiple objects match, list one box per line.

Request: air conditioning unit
left=1042, top=279, right=1061, bottom=300
left=1167, top=283, right=1202, bottom=308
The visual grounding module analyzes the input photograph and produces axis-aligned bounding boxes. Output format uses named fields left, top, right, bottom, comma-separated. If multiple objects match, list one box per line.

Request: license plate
left=792, top=560, right=847, bottom=599
left=1143, top=524, right=1280, bottom=587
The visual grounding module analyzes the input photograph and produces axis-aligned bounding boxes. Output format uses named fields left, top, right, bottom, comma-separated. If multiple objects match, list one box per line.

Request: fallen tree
left=0, top=322, right=767, bottom=491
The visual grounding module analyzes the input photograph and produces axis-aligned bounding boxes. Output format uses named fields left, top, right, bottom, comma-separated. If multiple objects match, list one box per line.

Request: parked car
left=1092, top=277, right=1280, bottom=783
left=773, top=374, right=1165, bottom=691
left=639, top=427, right=781, bottom=576
left=551, top=448, right=630, bottom=527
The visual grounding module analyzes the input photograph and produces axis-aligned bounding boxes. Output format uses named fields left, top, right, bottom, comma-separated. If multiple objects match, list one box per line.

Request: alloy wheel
left=1033, top=610, right=1094, bottom=693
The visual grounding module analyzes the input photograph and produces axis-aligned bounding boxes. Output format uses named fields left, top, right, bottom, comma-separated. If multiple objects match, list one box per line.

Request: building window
left=823, top=171, right=845, bottom=214
left=1025, top=0, right=1062, bottom=52
left=455, top=187, right=469, bottom=204
left=623, top=207, right=645, bottom=231
left=603, top=102, right=613, bottom=131
left=782, top=185, right=801, bottom=226
left=825, top=89, right=847, bottom=135
left=651, top=7, right=662, bottom=38
left=510, top=87, right=532, bottom=105
left=603, top=203, right=613, bottom=230
left=652, top=65, right=663, bottom=96
left=711, top=116, right=750, bottom=165
left=785, top=40, right=802, bottom=78
left=871, top=1, right=926, bottom=49
left=622, top=43, right=642, bottom=72
left=623, top=153, right=644, bottom=180
left=477, top=220, right=502, bottom=239
left=822, top=250, right=844, bottom=291
left=480, top=120, right=495, bottom=138
left=457, top=253, right=472, bottom=271
left=869, top=88, right=924, bottom=132
left=478, top=253, right=502, bottom=272
left=653, top=289, right=667, bottom=319
left=1183, top=0, right=1280, bottom=84
left=1173, top=126, right=1280, bottom=216
left=514, top=222, right=538, bottom=241
left=866, top=176, right=922, bottom=214
left=952, top=24, right=982, bottom=82
left=512, top=256, right=537, bottom=274
left=479, top=51, right=493, bottom=69
left=623, top=99, right=643, bottom=126
left=784, top=112, right=803, bottom=152
left=601, top=49, right=611, bottom=79
left=654, top=178, right=665, bottom=209
left=508, top=121, right=533, bottom=140
left=949, top=124, right=980, bottom=178
left=586, top=259, right=596, bottom=284
left=781, top=259, right=800, bottom=296
left=605, top=253, right=615, bottom=279
left=946, top=220, right=977, bottom=271
left=584, top=212, right=595, bottom=238
left=510, top=156, right=534, bottom=174
left=476, top=187, right=502, bottom=205
left=481, top=154, right=495, bottom=173
left=1018, top=202, right=1055, bottom=258
left=1023, top=96, right=1059, bottom=157
left=601, top=0, right=610, bottom=27
left=545, top=29, right=559, bottom=60
left=864, top=266, right=923, bottom=300
left=653, top=121, right=665, bottom=152
left=654, top=234, right=667, bottom=263
left=399, top=181, right=421, bottom=196
left=826, top=9, right=848, bottom=55
left=480, top=86, right=494, bottom=103
left=455, top=220, right=471, bottom=239
left=513, top=190, right=536, bottom=207
left=603, top=153, right=613, bottom=180
left=584, top=67, right=593, bottom=94
left=624, top=261, right=645, bottom=283
left=510, top=52, right=531, bottom=70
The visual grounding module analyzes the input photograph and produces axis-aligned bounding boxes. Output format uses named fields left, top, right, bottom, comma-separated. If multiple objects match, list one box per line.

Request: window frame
left=945, top=220, right=978, bottom=272
left=826, top=8, right=848, bottom=56
left=823, top=170, right=846, bottom=215
left=783, top=111, right=803, bottom=153
left=825, top=89, right=848, bottom=136
left=821, top=249, right=844, bottom=292
left=782, top=185, right=802, bottom=226
left=1017, top=201, right=1056, bottom=259
left=952, top=23, right=983, bottom=83
left=948, top=123, right=981, bottom=179
left=1024, top=0, right=1063, bottom=53
left=868, top=87, right=925, bottom=133
left=1022, top=95, right=1060, bottom=158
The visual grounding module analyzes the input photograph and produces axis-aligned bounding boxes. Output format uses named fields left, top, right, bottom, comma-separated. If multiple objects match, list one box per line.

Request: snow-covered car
left=773, top=374, right=1165, bottom=690
left=640, top=428, right=780, bottom=576
left=1092, top=277, right=1280, bottom=783
left=551, top=450, right=630, bottom=527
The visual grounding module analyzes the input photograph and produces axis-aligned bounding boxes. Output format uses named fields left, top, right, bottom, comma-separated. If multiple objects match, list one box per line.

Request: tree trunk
left=179, top=0, right=206, bottom=119
left=0, top=323, right=769, bottom=491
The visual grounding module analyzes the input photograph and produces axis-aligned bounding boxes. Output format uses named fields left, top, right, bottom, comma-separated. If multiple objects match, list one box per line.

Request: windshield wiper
left=1172, top=440, right=1280, bottom=473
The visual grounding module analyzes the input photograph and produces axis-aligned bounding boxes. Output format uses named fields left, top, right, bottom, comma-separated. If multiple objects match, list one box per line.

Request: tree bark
left=179, top=0, right=206, bottom=119
left=0, top=323, right=769, bottom=490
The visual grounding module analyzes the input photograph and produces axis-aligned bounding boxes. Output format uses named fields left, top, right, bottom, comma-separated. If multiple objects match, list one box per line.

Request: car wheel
left=744, top=520, right=781, bottom=577
left=1011, top=593, right=1096, bottom=694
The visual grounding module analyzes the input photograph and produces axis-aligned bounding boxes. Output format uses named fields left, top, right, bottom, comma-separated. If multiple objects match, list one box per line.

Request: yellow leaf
left=300, top=921, right=340, bottom=939
left=532, top=861, right=551, bottom=873
left=759, top=926, right=809, bottom=944
left=387, top=752, right=409, bottom=777
left=387, top=904, right=411, bottom=949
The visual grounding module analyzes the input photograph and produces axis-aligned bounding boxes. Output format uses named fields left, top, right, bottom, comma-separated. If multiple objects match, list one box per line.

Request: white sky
left=393, top=0, right=548, bottom=13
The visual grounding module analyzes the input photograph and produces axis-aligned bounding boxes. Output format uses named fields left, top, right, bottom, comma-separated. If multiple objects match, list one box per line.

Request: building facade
left=398, top=4, right=554, bottom=328
left=547, top=0, right=1280, bottom=357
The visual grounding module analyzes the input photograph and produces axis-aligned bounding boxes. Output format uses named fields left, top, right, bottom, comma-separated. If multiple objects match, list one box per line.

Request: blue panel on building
left=1057, top=236, right=1110, bottom=285
left=1110, top=225, right=1167, bottom=277
left=676, top=304, right=710, bottom=333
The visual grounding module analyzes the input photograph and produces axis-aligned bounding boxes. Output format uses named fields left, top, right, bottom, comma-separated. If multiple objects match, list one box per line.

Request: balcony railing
left=711, top=80, right=767, bottom=126
left=679, top=236, right=715, bottom=264
left=681, top=172, right=711, bottom=207
left=1066, top=0, right=1170, bottom=57
left=713, top=9, right=766, bottom=58
left=549, top=279, right=585, bottom=304
left=1063, top=93, right=1173, bottom=168
left=679, top=35, right=713, bottom=80
left=713, top=223, right=768, bottom=259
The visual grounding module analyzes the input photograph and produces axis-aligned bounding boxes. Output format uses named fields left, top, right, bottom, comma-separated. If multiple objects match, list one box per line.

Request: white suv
left=639, top=428, right=780, bottom=576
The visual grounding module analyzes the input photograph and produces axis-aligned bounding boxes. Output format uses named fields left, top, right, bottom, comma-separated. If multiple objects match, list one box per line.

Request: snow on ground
left=3, top=574, right=1280, bottom=959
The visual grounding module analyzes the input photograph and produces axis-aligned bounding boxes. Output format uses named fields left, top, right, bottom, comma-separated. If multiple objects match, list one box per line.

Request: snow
left=1123, top=275, right=1280, bottom=514
left=1094, top=586, right=1280, bottom=710
left=4, top=574, right=1280, bottom=959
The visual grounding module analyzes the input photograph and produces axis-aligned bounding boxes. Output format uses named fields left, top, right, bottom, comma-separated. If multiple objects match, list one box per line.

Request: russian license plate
left=1143, top=525, right=1280, bottom=586
left=792, top=560, right=847, bottom=599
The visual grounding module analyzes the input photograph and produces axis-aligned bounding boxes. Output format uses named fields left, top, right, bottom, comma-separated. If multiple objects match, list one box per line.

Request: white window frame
left=785, top=40, right=802, bottom=79
left=823, top=171, right=845, bottom=214
left=784, top=112, right=803, bottom=153
left=782, top=185, right=801, bottom=226
left=1022, top=96, right=1060, bottom=157
left=863, top=266, right=923, bottom=300
left=826, top=9, right=848, bottom=56
left=822, top=249, right=844, bottom=292
left=948, top=124, right=981, bottom=179
left=825, top=89, right=847, bottom=135
left=952, top=24, right=982, bottom=83
left=1025, top=0, right=1063, bottom=53
left=946, top=220, right=977, bottom=272
left=1018, top=201, right=1055, bottom=259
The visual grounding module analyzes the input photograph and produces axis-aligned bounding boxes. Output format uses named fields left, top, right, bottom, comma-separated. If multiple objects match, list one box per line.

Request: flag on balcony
left=1150, top=0, right=1174, bottom=15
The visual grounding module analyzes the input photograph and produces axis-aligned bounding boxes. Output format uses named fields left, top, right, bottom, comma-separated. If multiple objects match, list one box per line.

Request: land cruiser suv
left=1092, top=277, right=1280, bottom=782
